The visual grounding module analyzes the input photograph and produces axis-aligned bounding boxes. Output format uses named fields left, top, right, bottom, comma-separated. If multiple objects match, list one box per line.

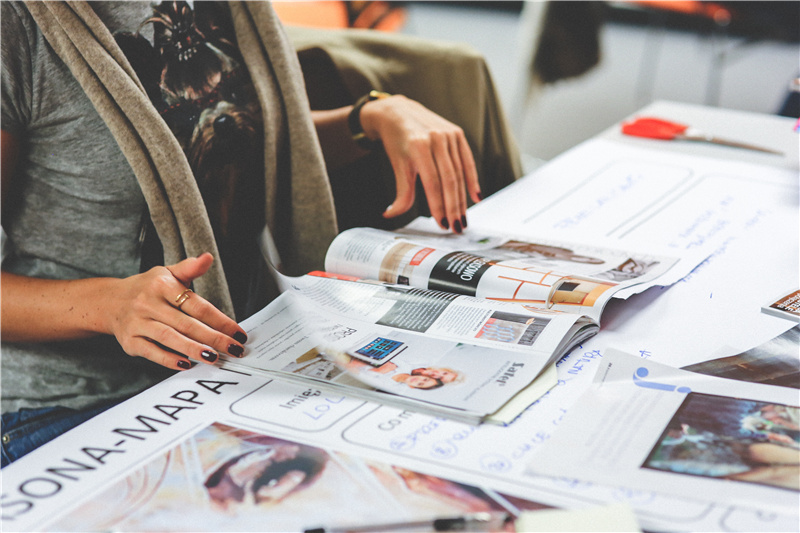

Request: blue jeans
left=1, top=404, right=112, bottom=468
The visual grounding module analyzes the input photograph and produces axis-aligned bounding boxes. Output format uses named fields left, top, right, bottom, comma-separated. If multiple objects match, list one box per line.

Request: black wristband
left=348, top=90, right=391, bottom=151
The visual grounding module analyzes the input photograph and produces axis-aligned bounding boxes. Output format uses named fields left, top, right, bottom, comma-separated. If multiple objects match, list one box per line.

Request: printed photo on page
left=682, top=326, right=800, bottom=389
left=45, top=423, right=548, bottom=532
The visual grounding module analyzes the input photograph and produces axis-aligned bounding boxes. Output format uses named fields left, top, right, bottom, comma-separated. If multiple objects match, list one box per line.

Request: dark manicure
left=228, top=344, right=244, bottom=357
left=177, top=359, right=192, bottom=370
left=453, top=219, right=462, bottom=234
left=440, top=217, right=450, bottom=230
left=477, top=191, right=483, bottom=201
left=201, top=350, right=218, bottom=363
left=233, top=331, right=248, bottom=344
left=461, top=215, right=468, bottom=229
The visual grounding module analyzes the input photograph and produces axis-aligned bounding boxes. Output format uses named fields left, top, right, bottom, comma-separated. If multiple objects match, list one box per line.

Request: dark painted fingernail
left=477, top=191, right=483, bottom=201
left=201, top=350, right=218, bottom=363
left=453, top=219, right=462, bottom=234
left=228, top=344, right=244, bottom=357
left=177, top=359, right=192, bottom=370
left=440, top=217, right=450, bottom=230
left=233, top=331, right=248, bottom=344
left=461, top=215, right=468, bottom=229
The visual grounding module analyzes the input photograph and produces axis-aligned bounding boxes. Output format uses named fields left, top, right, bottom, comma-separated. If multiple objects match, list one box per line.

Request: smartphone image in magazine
left=347, top=336, right=408, bottom=366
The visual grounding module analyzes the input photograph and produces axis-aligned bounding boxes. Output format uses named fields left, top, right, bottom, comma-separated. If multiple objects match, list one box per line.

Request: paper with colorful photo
left=526, top=349, right=799, bottom=513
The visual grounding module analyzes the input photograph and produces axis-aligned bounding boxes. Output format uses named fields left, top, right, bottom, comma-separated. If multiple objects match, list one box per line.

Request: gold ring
left=175, top=289, right=193, bottom=308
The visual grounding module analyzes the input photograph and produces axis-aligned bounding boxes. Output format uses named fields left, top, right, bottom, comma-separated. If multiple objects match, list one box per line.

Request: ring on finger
left=175, top=289, right=193, bottom=309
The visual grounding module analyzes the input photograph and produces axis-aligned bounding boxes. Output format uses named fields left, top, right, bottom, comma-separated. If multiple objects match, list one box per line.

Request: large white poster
left=3, top=116, right=798, bottom=533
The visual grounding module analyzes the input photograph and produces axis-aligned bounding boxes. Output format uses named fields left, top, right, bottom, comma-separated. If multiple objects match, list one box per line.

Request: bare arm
left=311, top=106, right=364, bottom=171
left=311, top=95, right=481, bottom=233
left=0, top=130, right=247, bottom=370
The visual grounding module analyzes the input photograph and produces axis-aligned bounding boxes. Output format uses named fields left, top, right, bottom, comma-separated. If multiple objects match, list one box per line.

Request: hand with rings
left=103, top=253, right=248, bottom=371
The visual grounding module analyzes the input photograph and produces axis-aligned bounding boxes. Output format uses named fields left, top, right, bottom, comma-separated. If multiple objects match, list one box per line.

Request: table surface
left=2, top=101, right=798, bottom=533
left=602, top=100, right=799, bottom=170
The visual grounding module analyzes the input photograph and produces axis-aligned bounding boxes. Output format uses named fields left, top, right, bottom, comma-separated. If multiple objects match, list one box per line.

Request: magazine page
left=525, top=349, right=799, bottom=513
left=222, top=275, right=594, bottom=422
left=323, top=227, right=678, bottom=322
left=761, top=288, right=800, bottom=322
left=681, top=326, right=800, bottom=389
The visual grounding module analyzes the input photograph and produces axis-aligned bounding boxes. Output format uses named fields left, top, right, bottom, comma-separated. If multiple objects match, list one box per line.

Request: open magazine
left=323, top=227, right=678, bottom=321
left=222, top=227, right=679, bottom=425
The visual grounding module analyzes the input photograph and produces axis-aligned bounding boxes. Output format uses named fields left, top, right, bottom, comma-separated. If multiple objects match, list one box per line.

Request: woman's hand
left=2, top=131, right=244, bottom=371
left=1, top=253, right=247, bottom=371
left=104, top=253, right=247, bottom=370
left=359, top=95, right=481, bottom=233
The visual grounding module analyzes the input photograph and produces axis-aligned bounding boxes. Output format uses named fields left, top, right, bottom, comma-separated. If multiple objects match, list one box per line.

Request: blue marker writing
left=633, top=367, right=691, bottom=393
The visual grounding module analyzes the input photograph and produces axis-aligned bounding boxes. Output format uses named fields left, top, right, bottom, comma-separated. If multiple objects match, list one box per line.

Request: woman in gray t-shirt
left=1, top=0, right=485, bottom=467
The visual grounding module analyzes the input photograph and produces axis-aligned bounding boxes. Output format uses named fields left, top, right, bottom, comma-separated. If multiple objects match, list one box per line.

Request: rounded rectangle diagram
left=230, top=379, right=366, bottom=432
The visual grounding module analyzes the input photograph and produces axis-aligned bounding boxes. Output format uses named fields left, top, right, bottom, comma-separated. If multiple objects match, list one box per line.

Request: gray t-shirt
left=1, top=2, right=174, bottom=413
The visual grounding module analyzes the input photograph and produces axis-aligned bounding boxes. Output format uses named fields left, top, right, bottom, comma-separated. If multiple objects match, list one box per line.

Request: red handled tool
left=621, top=117, right=783, bottom=155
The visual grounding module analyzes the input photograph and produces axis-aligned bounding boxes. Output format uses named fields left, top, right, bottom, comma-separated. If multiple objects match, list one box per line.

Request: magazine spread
left=221, top=274, right=592, bottom=424
left=525, top=349, right=800, bottom=513
left=323, top=227, right=679, bottom=322
left=219, top=226, right=682, bottom=425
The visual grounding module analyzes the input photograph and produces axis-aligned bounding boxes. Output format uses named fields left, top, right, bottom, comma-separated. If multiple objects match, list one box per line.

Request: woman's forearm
left=1, top=255, right=249, bottom=370
left=1, top=270, right=118, bottom=342
left=311, top=106, right=368, bottom=171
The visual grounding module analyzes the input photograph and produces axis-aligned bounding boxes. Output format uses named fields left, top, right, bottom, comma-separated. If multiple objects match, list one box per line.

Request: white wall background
left=400, top=2, right=799, bottom=163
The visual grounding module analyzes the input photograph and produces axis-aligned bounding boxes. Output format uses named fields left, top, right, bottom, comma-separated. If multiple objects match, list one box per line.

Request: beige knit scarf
left=24, top=0, right=338, bottom=319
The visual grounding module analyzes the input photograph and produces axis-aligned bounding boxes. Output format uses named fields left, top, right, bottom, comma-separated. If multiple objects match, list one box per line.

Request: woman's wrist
left=349, top=90, right=392, bottom=149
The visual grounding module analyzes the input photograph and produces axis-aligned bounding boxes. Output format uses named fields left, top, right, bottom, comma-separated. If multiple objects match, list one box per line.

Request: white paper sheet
left=515, top=503, right=642, bottom=532
left=527, top=349, right=800, bottom=514
left=465, top=138, right=799, bottom=366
